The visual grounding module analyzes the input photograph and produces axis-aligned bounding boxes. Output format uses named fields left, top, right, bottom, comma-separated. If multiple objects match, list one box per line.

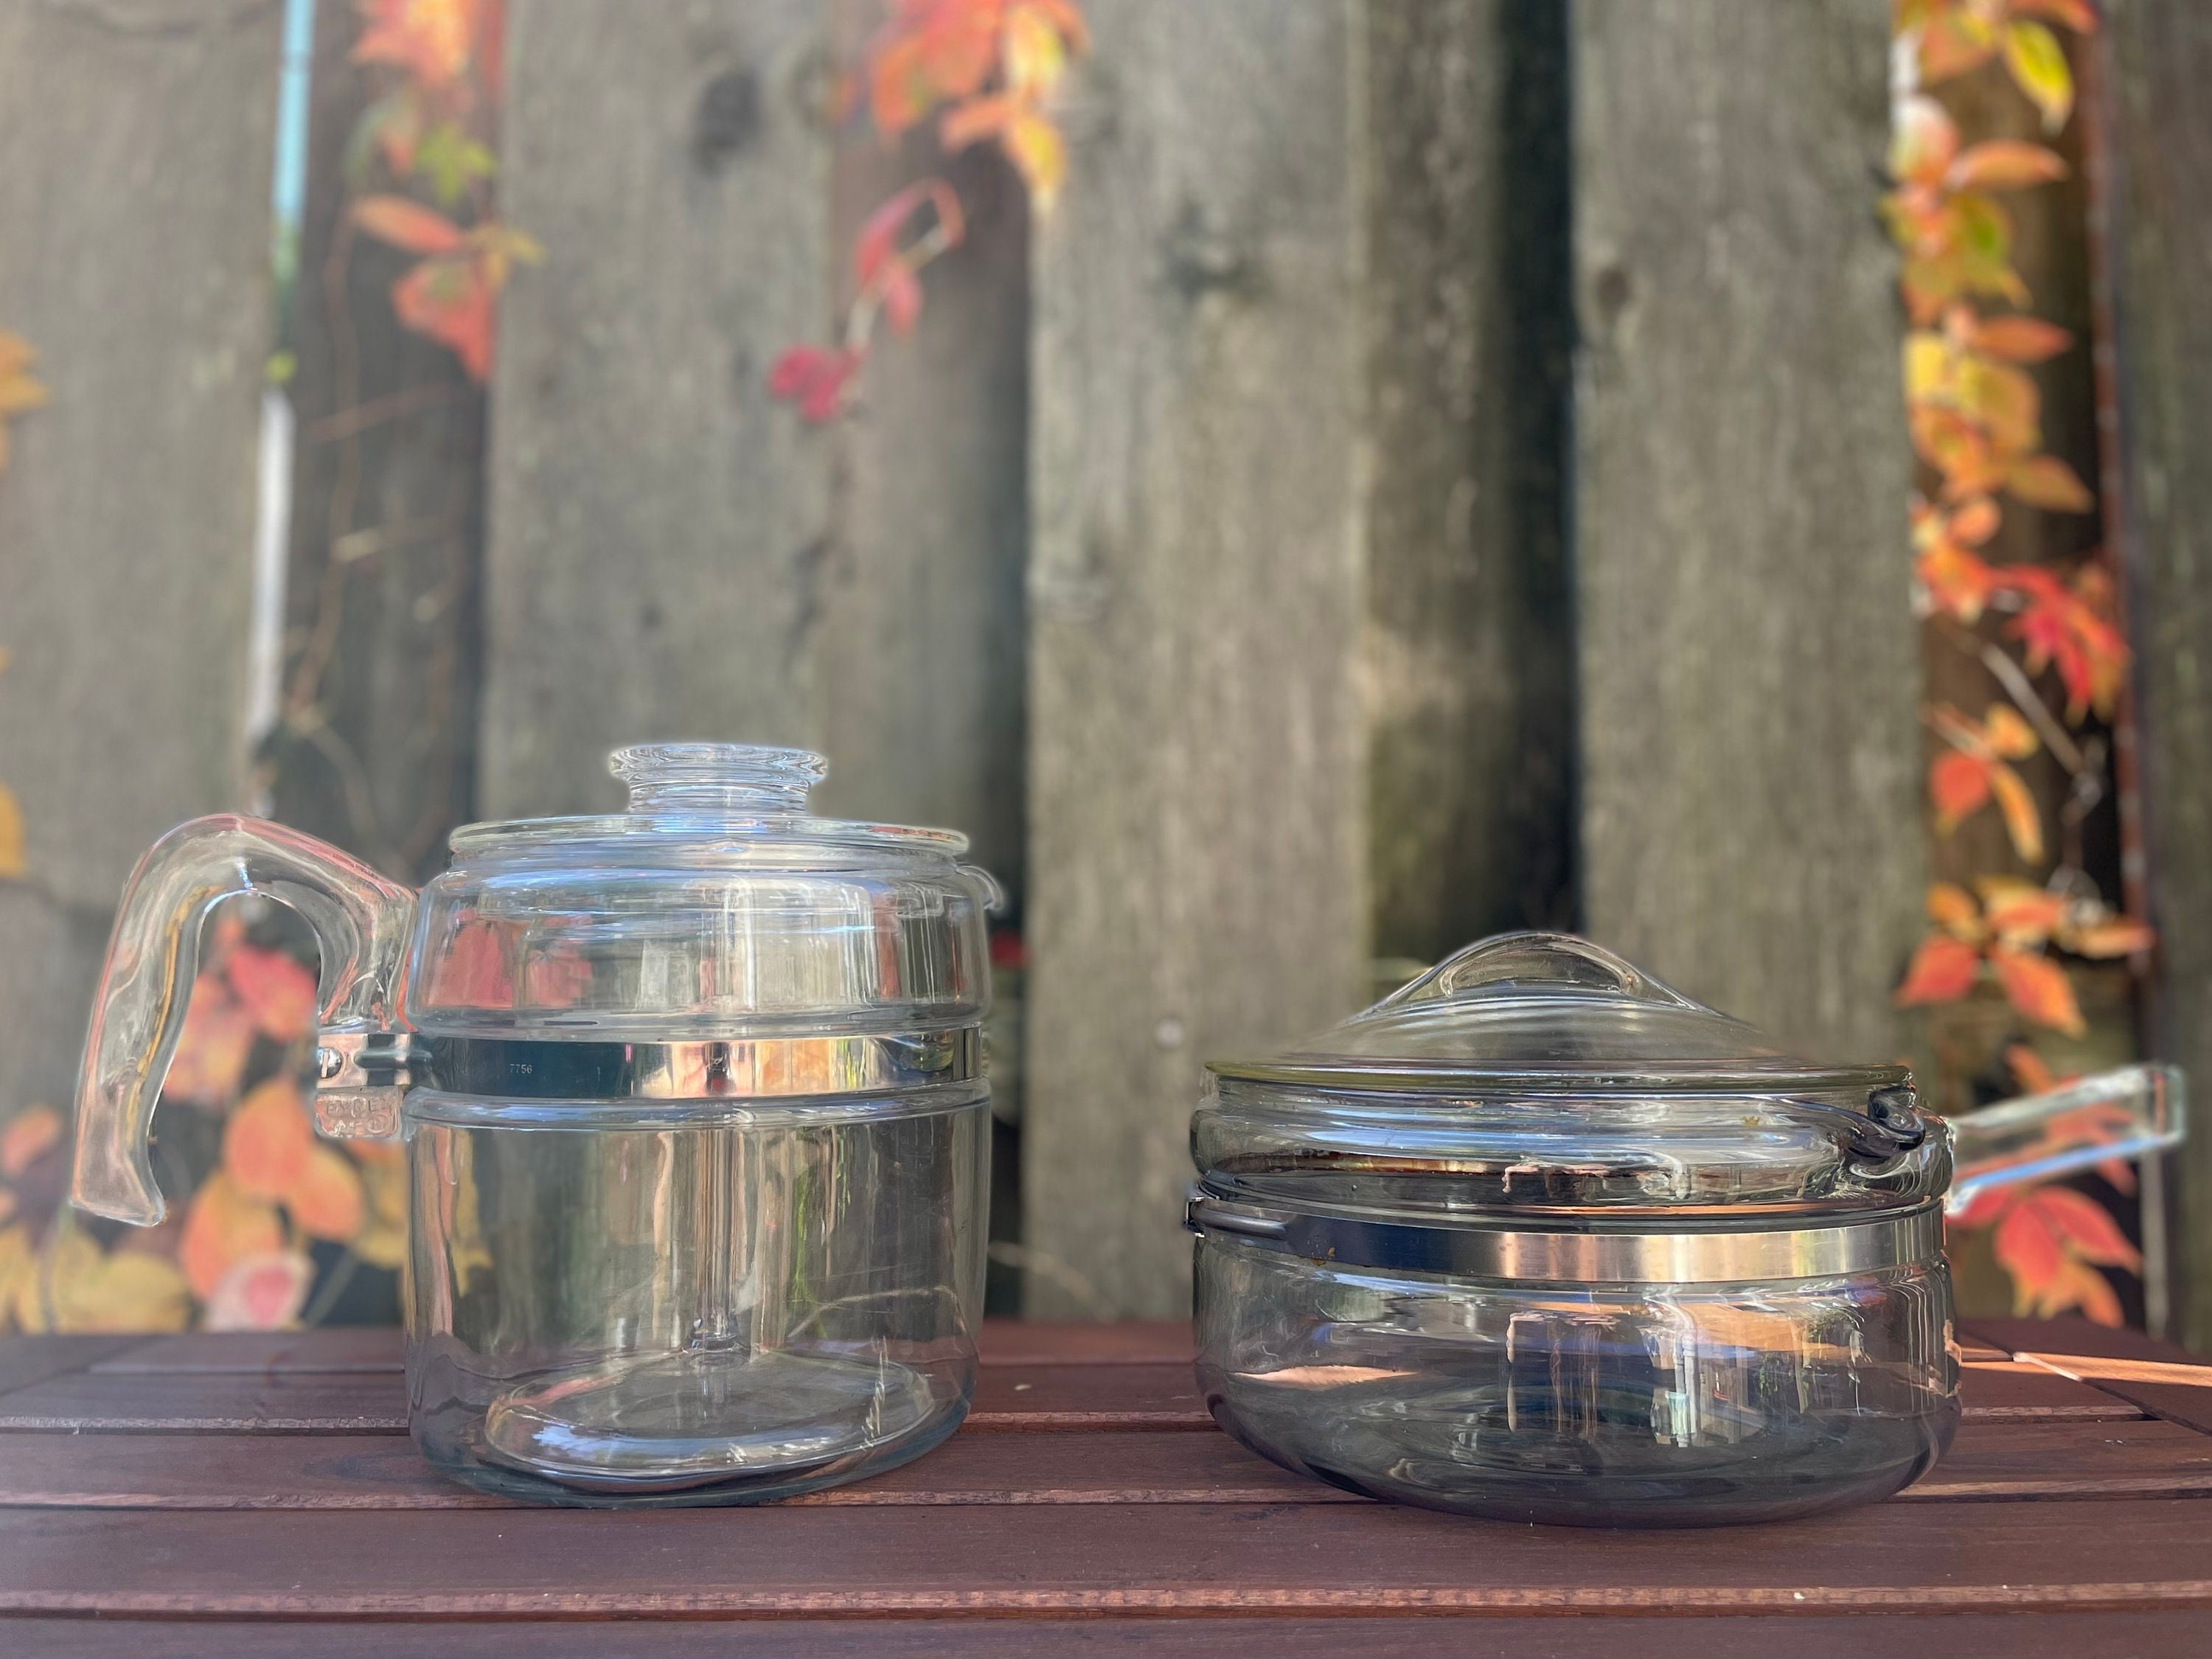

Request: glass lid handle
left=70, top=816, right=417, bottom=1227
left=1374, top=931, right=1705, bottom=1012
left=611, top=742, right=827, bottom=814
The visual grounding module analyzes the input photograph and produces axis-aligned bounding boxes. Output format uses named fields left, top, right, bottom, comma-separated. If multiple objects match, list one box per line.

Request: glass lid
left=1211, top=932, right=1905, bottom=1094
left=402, top=744, right=998, bottom=1040
left=1194, top=933, right=1938, bottom=1221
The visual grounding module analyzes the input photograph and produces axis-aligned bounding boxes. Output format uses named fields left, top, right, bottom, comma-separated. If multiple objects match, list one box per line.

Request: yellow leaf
left=2003, top=21, right=2073, bottom=133
left=0, top=782, right=24, bottom=880
left=1989, top=762, right=2046, bottom=864
left=1903, top=332, right=1952, bottom=403
left=1004, top=109, right=1067, bottom=210
left=1983, top=703, right=2039, bottom=760
left=1004, top=4, right=1069, bottom=99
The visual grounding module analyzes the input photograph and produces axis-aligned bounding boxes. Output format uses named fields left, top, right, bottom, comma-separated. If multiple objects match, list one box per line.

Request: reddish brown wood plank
left=977, top=1320, right=1192, bottom=1366
left=0, top=1361, right=1217, bottom=1434
left=1960, top=1355, right=2146, bottom=1419
left=1, top=1500, right=2210, bottom=1615
left=91, top=1329, right=404, bottom=1374
left=1961, top=1317, right=2212, bottom=1436
left=4, top=1418, right=2197, bottom=1513
left=0, top=1336, right=146, bottom=1399
left=6, top=1613, right=2212, bottom=1659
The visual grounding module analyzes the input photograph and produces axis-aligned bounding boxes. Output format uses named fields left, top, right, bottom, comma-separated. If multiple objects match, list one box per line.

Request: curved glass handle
left=1946, top=1062, right=2186, bottom=1216
left=70, top=815, right=418, bottom=1226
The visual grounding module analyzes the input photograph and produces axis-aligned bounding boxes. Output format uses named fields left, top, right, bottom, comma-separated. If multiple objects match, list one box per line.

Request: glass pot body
left=71, top=745, right=996, bottom=1506
left=1189, top=933, right=2178, bottom=1528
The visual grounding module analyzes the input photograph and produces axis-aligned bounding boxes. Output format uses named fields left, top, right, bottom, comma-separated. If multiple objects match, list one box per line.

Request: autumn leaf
left=1004, top=2, right=1071, bottom=98
left=2031, top=1184, right=2142, bottom=1269
left=14, top=1228, right=191, bottom=1334
left=2005, top=453, right=2093, bottom=512
left=1889, top=95, right=1960, bottom=188
left=391, top=256, right=495, bottom=380
left=203, top=1251, right=313, bottom=1332
left=2065, top=915, right=2155, bottom=959
left=288, top=1145, right=367, bottom=1244
left=1995, top=563, right=2129, bottom=717
left=178, top=1171, right=285, bottom=1301
left=0, top=329, right=52, bottom=475
left=1978, top=877, right=2067, bottom=944
left=1927, top=880, right=1983, bottom=935
left=767, top=345, right=863, bottom=425
left=1930, top=750, right=1992, bottom=831
left=1972, top=314, right=2071, bottom=364
left=1988, top=765, right=2045, bottom=863
left=352, top=193, right=468, bottom=254
left=161, top=977, right=259, bottom=1107
left=0, top=783, right=24, bottom=882
left=353, top=0, right=479, bottom=90
left=2011, top=0, right=2098, bottom=31
left=1896, top=933, right=1982, bottom=1007
left=227, top=945, right=318, bottom=1041
left=1918, top=10, right=2000, bottom=83
left=2002, top=20, right=2074, bottom=132
left=1989, top=943, right=2085, bottom=1034
left=1947, top=140, right=2067, bottom=192
left=0, top=1105, right=62, bottom=1181
left=223, top=1078, right=314, bottom=1201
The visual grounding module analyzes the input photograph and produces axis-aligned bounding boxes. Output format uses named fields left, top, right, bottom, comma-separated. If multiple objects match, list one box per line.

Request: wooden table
left=0, top=1315, right=2208, bottom=1655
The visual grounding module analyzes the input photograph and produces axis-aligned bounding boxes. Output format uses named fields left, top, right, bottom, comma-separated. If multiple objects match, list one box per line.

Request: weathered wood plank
left=268, top=0, right=487, bottom=881
left=1572, top=0, right=1922, bottom=1060
left=1364, top=0, right=1575, bottom=960
left=10, top=1614, right=2212, bottom=1659
left=4, top=1499, right=2211, bottom=1615
left=2104, top=0, right=2212, bottom=1352
left=1023, top=0, right=1369, bottom=1318
left=4, top=1416, right=2201, bottom=1512
left=0, top=1335, right=145, bottom=1399
left=0, top=0, right=284, bottom=1118
left=481, top=0, right=827, bottom=815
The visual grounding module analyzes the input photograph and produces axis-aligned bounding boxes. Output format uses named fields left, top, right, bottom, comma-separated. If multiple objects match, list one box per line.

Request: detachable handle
left=1946, top=1062, right=2186, bottom=1216
left=70, top=815, right=418, bottom=1226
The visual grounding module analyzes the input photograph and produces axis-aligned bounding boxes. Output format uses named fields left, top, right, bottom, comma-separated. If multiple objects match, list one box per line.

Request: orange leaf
left=1917, top=540, right=2000, bottom=622
left=2044, top=1256, right=2124, bottom=1326
left=391, top=257, right=495, bottom=381
left=0, top=1105, right=61, bottom=1180
left=1994, top=1198, right=2065, bottom=1307
left=2006, top=453, right=2094, bottom=512
left=1004, top=2, right=1071, bottom=99
left=2011, top=0, right=2098, bottom=31
left=1988, top=762, right=2046, bottom=864
left=1896, top=934, right=1982, bottom=1007
left=2065, top=916, right=2156, bottom=959
left=178, top=1171, right=285, bottom=1301
left=352, top=0, right=477, bottom=88
left=285, top=1144, right=366, bottom=1243
left=1918, top=13, right=1999, bottom=83
left=1950, top=495, right=2002, bottom=543
left=0, top=782, right=23, bottom=880
left=1972, top=315, right=2072, bottom=364
left=226, top=945, right=317, bottom=1041
left=939, top=91, right=1017, bottom=153
left=162, top=978, right=259, bottom=1107
left=352, top=194, right=468, bottom=255
left=222, top=1078, right=313, bottom=1201
left=2004, top=1040, right=2060, bottom=1096
left=1979, top=877, right=2067, bottom=943
left=1927, top=881, right=1982, bottom=934
left=1982, top=704, right=2039, bottom=760
left=1989, top=944, right=2085, bottom=1034
left=1930, top=751, right=1992, bottom=832
left=1947, top=141, right=2067, bottom=192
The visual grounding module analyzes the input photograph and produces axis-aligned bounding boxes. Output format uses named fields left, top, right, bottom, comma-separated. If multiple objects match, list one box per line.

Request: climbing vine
left=771, top=0, right=1087, bottom=421
left=1888, top=0, right=2149, bottom=1324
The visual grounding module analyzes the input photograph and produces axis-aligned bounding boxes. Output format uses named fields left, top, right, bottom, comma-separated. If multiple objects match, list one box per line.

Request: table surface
left=0, top=1315, right=2208, bottom=1656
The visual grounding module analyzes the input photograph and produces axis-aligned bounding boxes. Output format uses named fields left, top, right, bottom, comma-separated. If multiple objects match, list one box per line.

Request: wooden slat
left=0, top=0, right=285, bottom=1115
left=1571, top=0, right=1922, bottom=1059
left=1964, top=1314, right=2212, bottom=1436
left=0, top=1335, right=145, bottom=1398
left=0, top=1340, right=2132, bottom=1429
left=8, top=1613, right=2212, bottom=1659
left=92, top=1328, right=403, bottom=1374
left=1, top=1417, right=2201, bottom=1513
left=1023, top=0, right=1370, bottom=1319
left=2, top=1499, right=2211, bottom=1615
left=978, top=1319, right=1191, bottom=1366
left=2104, top=0, right=2212, bottom=1352
left=1363, top=0, right=1574, bottom=957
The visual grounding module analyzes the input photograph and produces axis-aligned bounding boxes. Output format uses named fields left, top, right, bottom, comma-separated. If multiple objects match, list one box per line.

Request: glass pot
left=1188, top=933, right=2183, bottom=1527
left=70, top=745, right=998, bottom=1506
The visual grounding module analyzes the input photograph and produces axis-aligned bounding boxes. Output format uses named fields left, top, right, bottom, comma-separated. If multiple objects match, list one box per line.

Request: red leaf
left=1994, top=1200, right=2065, bottom=1305
left=767, top=345, right=861, bottom=423
left=2023, top=1186, right=2141, bottom=1271
left=352, top=195, right=468, bottom=255
left=1930, top=750, right=1992, bottom=831
left=880, top=263, right=924, bottom=335
left=1989, top=945, right=2086, bottom=1035
left=391, top=258, right=495, bottom=380
left=1896, top=934, right=1982, bottom=1007
left=225, top=945, right=317, bottom=1041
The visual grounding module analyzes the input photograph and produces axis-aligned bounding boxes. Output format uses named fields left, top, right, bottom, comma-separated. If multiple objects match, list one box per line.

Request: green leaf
left=2003, top=21, right=2073, bottom=133
left=414, top=122, right=498, bottom=209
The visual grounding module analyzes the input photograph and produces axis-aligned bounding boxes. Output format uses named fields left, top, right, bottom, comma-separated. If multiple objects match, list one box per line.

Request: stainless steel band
left=1185, top=1189, right=1944, bottom=1284
left=313, top=1028, right=982, bottom=1135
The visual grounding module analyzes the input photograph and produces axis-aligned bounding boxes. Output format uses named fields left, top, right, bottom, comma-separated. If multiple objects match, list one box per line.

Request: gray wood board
left=481, top=0, right=1027, bottom=890
left=0, top=0, right=283, bottom=1116
left=1365, top=0, right=1575, bottom=963
left=2104, top=0, right=2212, bottom=1349
left=1023, top=0, right=1368, bottom=1316
left=270, top=0, right=487, bottom=883
left=1572, top=0, right=1923, bottom=1062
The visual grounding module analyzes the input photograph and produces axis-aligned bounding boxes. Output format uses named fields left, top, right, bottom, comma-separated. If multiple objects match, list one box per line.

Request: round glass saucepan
left=70, top=744, right=998, bottom=1506
left=1187, top=933, right=2184, bottom=1527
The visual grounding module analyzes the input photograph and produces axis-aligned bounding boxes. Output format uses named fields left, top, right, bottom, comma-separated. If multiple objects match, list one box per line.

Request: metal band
left=316, top=1028, right=980, bottom=1103
left=1186, top=1189, right=1944, bottom=1284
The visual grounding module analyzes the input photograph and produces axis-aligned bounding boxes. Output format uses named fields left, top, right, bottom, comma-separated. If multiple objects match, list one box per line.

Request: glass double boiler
left=72, top=744, right=996, bottom=1505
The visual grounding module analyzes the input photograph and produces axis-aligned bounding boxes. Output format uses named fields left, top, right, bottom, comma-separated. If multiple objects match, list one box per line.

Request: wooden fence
left=1, top=0, right=2208, bottom=1334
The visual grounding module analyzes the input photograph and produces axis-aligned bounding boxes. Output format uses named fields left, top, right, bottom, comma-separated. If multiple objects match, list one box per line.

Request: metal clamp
left=1186, top=1188, right=1945, bottom=1284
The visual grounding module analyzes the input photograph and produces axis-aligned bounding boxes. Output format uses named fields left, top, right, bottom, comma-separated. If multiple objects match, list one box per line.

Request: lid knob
left=611, top=743, right=827, bottom=815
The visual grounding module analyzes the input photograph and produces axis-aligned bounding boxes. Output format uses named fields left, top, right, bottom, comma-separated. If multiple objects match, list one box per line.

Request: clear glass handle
left=70, top=815, right=418, bottom=1226
left=1946, top=1062, right=2186, bottom=1216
